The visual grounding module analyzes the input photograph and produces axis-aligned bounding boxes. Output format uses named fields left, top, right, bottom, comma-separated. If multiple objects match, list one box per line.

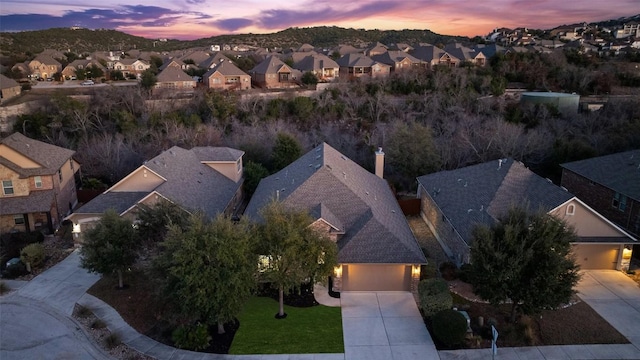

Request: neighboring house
left=245, top=143, right=426, bottom=292
left=202, top=60, right=251, bottom=90
left=10, top=63, right=30, bottom=79
left=249, top=56, right=300, bottom=89
left=158, top=59, right=190, bottom=71
left=111, top=59, right=150, bottom=77
left=364, top=42, right=389, bottom=56
left=333, top=45, right=362, bottom=56
left=179, top=50, right=212, bottom=65
left=199, top=52, right=232, bottom=70
left=67, top=146, right=244, bottom=242
left=444, top=44, right=487, bottom=66
left=410, top=45, right=460, bottom=68
left=61, top=59, right=106, bottom=79
left=297, top=43, right=315, bottom=52
left=0, top=133, right=80, bottom=234
left=155, top=67, right=197, bottom=89
left=417, top=158, right=636, bottom=270
left=336, top=54, right=391, bottom=79
left=473, top=44, right=507, bottom=58
left=28, top=55, right=62, bottom=79
left=0, top=74, right=21, bottom=103
left=370, top=51, right=424, bottom=72
left=294, top=54, right=340, bottom=81
left=560, top=150, right=640, bottom=239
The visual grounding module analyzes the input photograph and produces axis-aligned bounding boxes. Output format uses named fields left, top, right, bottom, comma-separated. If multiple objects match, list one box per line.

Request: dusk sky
left=1, top=1, right=638, bottom=40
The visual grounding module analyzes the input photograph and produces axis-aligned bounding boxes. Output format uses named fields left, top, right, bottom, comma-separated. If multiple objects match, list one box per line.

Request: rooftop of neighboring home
left=294, top=53, right=340, bottom=72
left=0, top=74, right=20, bottom=89
left=561, top=149, right=640, bottom=201
left=417, top=158, right=574, bottom=245
left=370, top=51, right=422, bottom=65
left=203, top=59, right=248, bottom=77
left=336, top=53, right=378, bottom=67
left=245, top=142, right=426, bottom=264
left=73, top=146, right=243, bottom=218
left=250, top=55, right=291, bottom=74
left=0, top=132, right=75, bottom=176
left=156, top=66, right=195, bottom=82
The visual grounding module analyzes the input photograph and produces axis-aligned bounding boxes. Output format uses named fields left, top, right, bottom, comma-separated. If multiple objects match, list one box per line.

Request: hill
left=0, top=26, right=467, bottom=58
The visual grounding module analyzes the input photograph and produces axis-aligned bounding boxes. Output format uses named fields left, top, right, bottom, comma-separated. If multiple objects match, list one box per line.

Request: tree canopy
left=271, top=133, right=302, bottom=172
left=256, top=200, right=338, bottom=318
left=154, top=213, right=256, bottom=334
left=468, top=207, right=580, bottom=322
left=80, top=209, right=139, bottom=288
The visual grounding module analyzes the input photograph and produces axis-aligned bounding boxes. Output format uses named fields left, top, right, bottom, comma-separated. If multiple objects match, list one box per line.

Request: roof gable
left=157, top=67, right=194, bottom=82
left=0, top=133, right=74, bottom=174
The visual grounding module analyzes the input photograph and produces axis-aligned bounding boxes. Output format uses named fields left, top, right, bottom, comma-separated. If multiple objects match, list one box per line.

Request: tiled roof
left=1, top=133, right=75, bottom=175
left=0, top=190, right=54, bottom=215
left=417, top=159, right=573, bottom=246
left=561, top=150, right=640, bottom=201
left=245, top=143, right=426, bottom=264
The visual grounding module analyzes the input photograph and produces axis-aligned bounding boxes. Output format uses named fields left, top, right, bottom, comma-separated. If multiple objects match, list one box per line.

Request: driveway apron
left=341, top=292, right=439, bottom=360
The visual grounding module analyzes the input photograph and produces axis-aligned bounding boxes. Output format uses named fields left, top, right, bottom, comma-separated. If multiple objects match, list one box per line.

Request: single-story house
left=245, top=143, right=426, bottom=292
left=417, top=158, right=636, bottom=270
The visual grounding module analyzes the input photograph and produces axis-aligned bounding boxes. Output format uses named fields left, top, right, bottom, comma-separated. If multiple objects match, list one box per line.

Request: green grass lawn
left=229, top=296, right=344, bottom=354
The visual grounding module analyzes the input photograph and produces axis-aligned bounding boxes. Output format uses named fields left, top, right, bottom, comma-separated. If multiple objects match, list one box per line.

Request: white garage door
left=343, top=264, right=410, bottom=291
left=572, top=244, right=620, bottom=270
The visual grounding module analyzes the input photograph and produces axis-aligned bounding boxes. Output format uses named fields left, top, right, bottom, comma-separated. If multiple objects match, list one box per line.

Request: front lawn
left=230, top=296, right=343, bottom=354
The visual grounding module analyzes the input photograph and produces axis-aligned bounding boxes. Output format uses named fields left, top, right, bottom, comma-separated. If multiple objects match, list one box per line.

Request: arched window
left=566, top=204, right=576, bottom=216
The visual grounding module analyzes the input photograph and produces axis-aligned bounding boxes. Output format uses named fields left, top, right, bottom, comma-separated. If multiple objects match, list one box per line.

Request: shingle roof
left=410, top=45, right=457, bottom=63
left=245, top=143, right=426, bottom=264
left=561, top=149, right=640, bottom=201
left=0, top=133, right=75, bottom=175
left=370, top=51, right=422, bottom=66
left=200, top=52, right=232, bottom=69
left=417, top=159, right=573, bottom=246
left=294, top=54, right=339, bottom=72
left=203, top=60, right=249, bottom=78
left=0, top=74, right=20, bottom=90
left=191, top=147, right=244, bottom=162
left=336, top=54, right=377, bottom=67
left=250, top=56, right=290, bottom=75
left=74, top=192, right=149, bottom=214
left=156, top=67, right=194, bottom=82
left=74, top=146, right=242, bottom=219
left=0, top=190, right=55, bottom=215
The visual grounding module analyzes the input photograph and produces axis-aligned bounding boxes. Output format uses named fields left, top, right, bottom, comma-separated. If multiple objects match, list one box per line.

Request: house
left=199, top=52, right=232, bottom=70
left=0, top=133, right=80, bottom=234
left=370, top=51, right=424, bottom=72
left=179, top=50, right=212, bottom=65
left=245, top=143, right=426, bottom=292
left=444, top=44, right=487, bottom=66
left=614, top=22, right=640, bottom=39
left=61, top=59, right=107, bottom=80
left=297, top=43, right=315, bottom=52
left=332, top=45, right=362, bottom=56
left=410, top=45, right=460, bottom=68
left=111, top=59, right=150, bottom=77
left=28, top=55, right=62, bottom=79
left=0, top=74, right=21, bottom=103
left=158, top=59, right=190, bottom=71
left=67, top=146, right=244, bottom=242
left=202, top=60, right=251, bottom=90
left=417, top=158, right=636, bottom=270
left=364, top=42, right=388, bottom=57
left=294, top=54, right=340, bottom=81
left=249, top=56, right=300, bottom=89
left=155, top=67, right=197, bottom=89
left=336, top=54, right=391, bottom=79
left=560, top=150, right=640, bottom=239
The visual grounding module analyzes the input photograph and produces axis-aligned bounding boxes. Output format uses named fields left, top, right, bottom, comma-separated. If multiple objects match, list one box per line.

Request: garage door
left=343, top=264, right=410, bottom=291
left=572, top=244, right=620, bottom=270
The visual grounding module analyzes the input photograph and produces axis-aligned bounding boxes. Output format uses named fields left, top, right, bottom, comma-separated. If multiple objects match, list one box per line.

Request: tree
left=243, top=160, right=270, bottom=195
left=154, top=213, right=256, bottom=334
left=386, top=122, right=441, bottom=190
left=271, top=133, right=302, bottom=172
left=80, top=209, right=139, bottom=288
left=301, top=71, right=318, bottom=86
left=85, top=64, right=104, bottom=79
left=140, top=69, right=157, bottom=91
left=136, top=200, right=189, bottom=244
left=256, top=200, right=338, bottom=318
left=468, top=207, right=580, bottom=323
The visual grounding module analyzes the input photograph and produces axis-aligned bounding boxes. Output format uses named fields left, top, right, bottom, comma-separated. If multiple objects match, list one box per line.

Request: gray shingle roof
left=245, top=143, right=426, bottom=264
left=74, top=146, right=242, bottom=218
left=0, top=74, right=19, bottom=90
left=250, top=56, right=290, bottom=75
left=202, top=60, right=249, bottom=78
left=294, top=54, right=339, bottom=72
left=74, top=192, right=149, bottom=214
left=417, top=159, right=573, bottom=246
left=156, top=67, right=194, bottom=82
left=336, top=54, right=377, bottom=67
left=0, top=190, right=55, bottom=215
left=370, top=51, right=422, bottom=66
left=561, top=150, right=640, bottom=201
left=1, top=132, right=75, bottom=176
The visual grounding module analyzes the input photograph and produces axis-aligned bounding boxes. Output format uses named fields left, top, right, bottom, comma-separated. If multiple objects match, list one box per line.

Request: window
left=612, top=192, right=627, bottom=211
left=566, top=204, right=575, bottom=216
left=34, top=176, right=42, bottom=188
left=2, top=180, right=14, bottom=195
left=58, top=170, right=63, bottom=182
left=14, top=215, right=25, bottom=225
left=236, top=159, right=242, bottom=173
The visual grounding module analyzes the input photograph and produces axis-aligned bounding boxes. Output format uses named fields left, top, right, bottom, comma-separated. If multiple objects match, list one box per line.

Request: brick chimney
left=375, top=147, right=384, bottom=178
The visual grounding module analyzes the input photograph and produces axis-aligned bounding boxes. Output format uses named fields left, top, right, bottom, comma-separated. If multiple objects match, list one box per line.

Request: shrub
left=458, top=264, right=473, bottom=282
left=419, top=278, right=453, bottom=317
left=104, top=333, right=121, bottom=349
left=439, top=261, right=458, bottom=280
left=0, top=281, right=8, bottom=295
left=172, top=323, right=211, bottom=351
left=20, top=243, right=45, bottom=269
left=432, top=309, right=468, bottom=347
left=76, top=305, right=92, bottom=318
left=91, top=319, right=106, bottom=329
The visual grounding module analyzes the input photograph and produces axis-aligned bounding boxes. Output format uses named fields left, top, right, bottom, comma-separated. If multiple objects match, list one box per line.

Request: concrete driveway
left=576, top=270, right=640, bottom=348
left=340, top=292, right=439, bottom=360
